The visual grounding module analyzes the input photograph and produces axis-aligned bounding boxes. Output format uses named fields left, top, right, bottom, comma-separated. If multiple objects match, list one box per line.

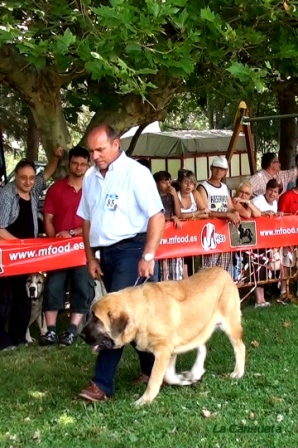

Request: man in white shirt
left=77, top=123, right=165, bottom=402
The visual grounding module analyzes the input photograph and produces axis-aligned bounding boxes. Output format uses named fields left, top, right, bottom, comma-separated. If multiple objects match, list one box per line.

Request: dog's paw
left=177, top=369, right=205, bottom=385
left=25, top=337, right=35, bottom=344
left=178, top=371, right=196, bottom=385
left=134, top=395, right=152, bottom=407
left=230, top=370, right=244, bottom=379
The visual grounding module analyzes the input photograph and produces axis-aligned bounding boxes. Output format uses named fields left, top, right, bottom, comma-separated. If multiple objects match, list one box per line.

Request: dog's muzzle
left=28, top=286, right=38, bottom=300
left=80, top=323, right=115, bottom=352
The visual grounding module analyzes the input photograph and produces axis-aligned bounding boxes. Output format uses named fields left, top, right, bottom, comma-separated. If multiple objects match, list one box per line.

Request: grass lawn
left=1, top=301, right=298, bottom=448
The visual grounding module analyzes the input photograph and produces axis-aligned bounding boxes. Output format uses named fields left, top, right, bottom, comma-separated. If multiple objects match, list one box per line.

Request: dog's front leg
left=38, top=313, right=47, bottom=336
left=25, top=327, right=33, bottom=344
left=134, top=348, right=171, bottom=407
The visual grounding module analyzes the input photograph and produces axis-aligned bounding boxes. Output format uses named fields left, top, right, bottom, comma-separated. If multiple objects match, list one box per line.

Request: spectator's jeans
left=92, top=234, right=156, bottom=396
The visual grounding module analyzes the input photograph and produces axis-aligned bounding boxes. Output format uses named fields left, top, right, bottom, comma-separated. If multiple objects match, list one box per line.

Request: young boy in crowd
left=153, top=171, right=183, bottom=280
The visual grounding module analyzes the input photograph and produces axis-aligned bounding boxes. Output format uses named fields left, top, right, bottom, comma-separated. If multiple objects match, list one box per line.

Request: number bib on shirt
left=105, top=193, right=119, bottom=210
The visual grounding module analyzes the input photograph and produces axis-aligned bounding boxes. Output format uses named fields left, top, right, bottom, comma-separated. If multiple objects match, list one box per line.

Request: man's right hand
left=87, top=258, right=103, bottom=279
left=227, top=210, right=241, bottom=225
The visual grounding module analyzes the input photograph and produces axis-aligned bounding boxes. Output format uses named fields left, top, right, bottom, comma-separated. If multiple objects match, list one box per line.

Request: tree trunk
left=277, top=89, right=297, bottom=169
left=26, top=111, right=40, bottom=161
left=0, top=44, right=72, bottom=175
left=207, top=100, right=214, bottom=129
left=28, top=89, right=71, bottom=179
left=80, top=80, right=179, bottom=147
left=81, top=95, right=167, bottom=144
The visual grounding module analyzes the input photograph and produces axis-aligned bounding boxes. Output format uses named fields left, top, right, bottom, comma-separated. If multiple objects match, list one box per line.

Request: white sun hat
left=211, top=156, right=229, bottom=169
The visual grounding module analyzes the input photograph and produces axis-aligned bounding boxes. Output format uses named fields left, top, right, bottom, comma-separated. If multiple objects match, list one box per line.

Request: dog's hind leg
left=164, top=354, right=196, bottom=386
left=163, top=354, right=180, bottom=384
left=225, top=323, right=246, bottom=379
left=163, top=346, right=207, bottom=386
left=185, top=345, right=207, bottom=382
left=174, top=345, right=207, bottom=385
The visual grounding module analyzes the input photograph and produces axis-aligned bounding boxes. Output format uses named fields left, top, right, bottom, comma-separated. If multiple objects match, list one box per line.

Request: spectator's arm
left=197, top=185, right=208, bottom=208
left=44, top=213, right=56, bottom=238
left=247, top=201, right=261, bottom=217
left=171, top=215, right=182, bottom=229
left=168, top=186, right=182, bottom=218
left=43, top=145, right=64, bottom=181
left=232, top=197, right=252, bottom=219
left=0, top=228, right=18, bottom=240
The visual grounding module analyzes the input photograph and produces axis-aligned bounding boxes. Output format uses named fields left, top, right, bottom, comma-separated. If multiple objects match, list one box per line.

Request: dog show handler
left=77, top=123, right=165, bottom=402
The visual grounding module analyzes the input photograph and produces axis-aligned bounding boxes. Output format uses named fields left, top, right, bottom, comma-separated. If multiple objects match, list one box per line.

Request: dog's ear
left=108, top=311, right=129, bottom=338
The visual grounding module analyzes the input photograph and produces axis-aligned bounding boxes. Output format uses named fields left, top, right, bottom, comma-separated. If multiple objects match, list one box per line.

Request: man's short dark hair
left=153, top=171, right=171, bottom=182
left=14, top=159, right=36, bottom=174
left=69, top=146, right=90, bottom=162
left=261, top=152, right=276, bottom=169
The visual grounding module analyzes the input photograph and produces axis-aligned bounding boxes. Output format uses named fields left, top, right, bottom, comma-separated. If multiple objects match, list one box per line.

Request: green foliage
left=1, top=0, right=298, bottom=98
left=0, top=0, right=298, bottom=159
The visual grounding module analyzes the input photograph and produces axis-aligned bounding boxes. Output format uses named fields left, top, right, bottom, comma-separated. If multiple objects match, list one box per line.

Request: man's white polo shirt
left=77, top=151, right=163, bottom=247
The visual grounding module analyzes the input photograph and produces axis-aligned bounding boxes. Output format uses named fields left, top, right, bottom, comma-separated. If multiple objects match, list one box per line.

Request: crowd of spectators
left=1, top=147, right=298, bottom=353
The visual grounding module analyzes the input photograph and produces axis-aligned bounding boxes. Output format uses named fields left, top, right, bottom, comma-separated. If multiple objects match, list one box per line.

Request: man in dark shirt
left=0, top=149, right=63, bottom=350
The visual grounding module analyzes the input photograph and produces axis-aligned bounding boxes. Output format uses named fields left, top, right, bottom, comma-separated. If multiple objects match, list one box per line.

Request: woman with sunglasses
left=232, top=181, right=261, bottom=219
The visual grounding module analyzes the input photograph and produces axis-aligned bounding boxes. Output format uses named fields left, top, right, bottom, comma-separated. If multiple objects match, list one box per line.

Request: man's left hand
left=56, top=230, right=71, bottom=238
left=138, top=259, right=155, bottom=278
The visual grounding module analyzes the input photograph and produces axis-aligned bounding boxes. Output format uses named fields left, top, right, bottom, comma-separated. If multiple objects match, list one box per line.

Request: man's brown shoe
left=132, top=373, right=150, bottom=385
left=79, top=382, right=110, bottom=402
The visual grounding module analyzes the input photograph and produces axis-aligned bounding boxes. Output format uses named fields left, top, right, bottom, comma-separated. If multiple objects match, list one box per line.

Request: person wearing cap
left=197, top=156, right=240, bottom=276
left=249, top=152, right=297, bottom=197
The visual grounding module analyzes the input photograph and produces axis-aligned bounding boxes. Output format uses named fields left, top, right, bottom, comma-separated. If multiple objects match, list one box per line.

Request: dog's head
left=80, top=291, right=131, bottom=352
left=26, top=273, right=45, bottom=300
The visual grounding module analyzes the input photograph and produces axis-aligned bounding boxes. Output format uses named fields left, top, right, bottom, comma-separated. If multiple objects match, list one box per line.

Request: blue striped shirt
left=0, top=173, right=45, bottom=237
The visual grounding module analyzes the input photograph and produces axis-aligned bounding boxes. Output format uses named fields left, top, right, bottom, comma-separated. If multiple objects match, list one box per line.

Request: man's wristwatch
left=69, top=229, right=75, bottom=237
left=142, top=253, right=155, bottom=262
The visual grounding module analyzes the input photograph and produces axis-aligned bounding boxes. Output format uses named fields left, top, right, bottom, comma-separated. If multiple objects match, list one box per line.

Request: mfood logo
left=201, top=223, right=226, bottom=251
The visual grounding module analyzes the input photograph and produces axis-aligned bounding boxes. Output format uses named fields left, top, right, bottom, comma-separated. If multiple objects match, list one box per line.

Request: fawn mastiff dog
left=81, top=267, right=246, bottom=406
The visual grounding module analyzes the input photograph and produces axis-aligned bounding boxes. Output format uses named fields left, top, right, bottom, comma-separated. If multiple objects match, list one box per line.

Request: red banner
left=1, top=215, right=298, bottom=277
left=155, top=214, right=298, bottom=258
left=0, top=237, right=86, bottom=277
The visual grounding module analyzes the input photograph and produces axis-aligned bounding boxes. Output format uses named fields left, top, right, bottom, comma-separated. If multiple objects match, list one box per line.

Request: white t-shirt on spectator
left=252, top=194, right=277, bottom=213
